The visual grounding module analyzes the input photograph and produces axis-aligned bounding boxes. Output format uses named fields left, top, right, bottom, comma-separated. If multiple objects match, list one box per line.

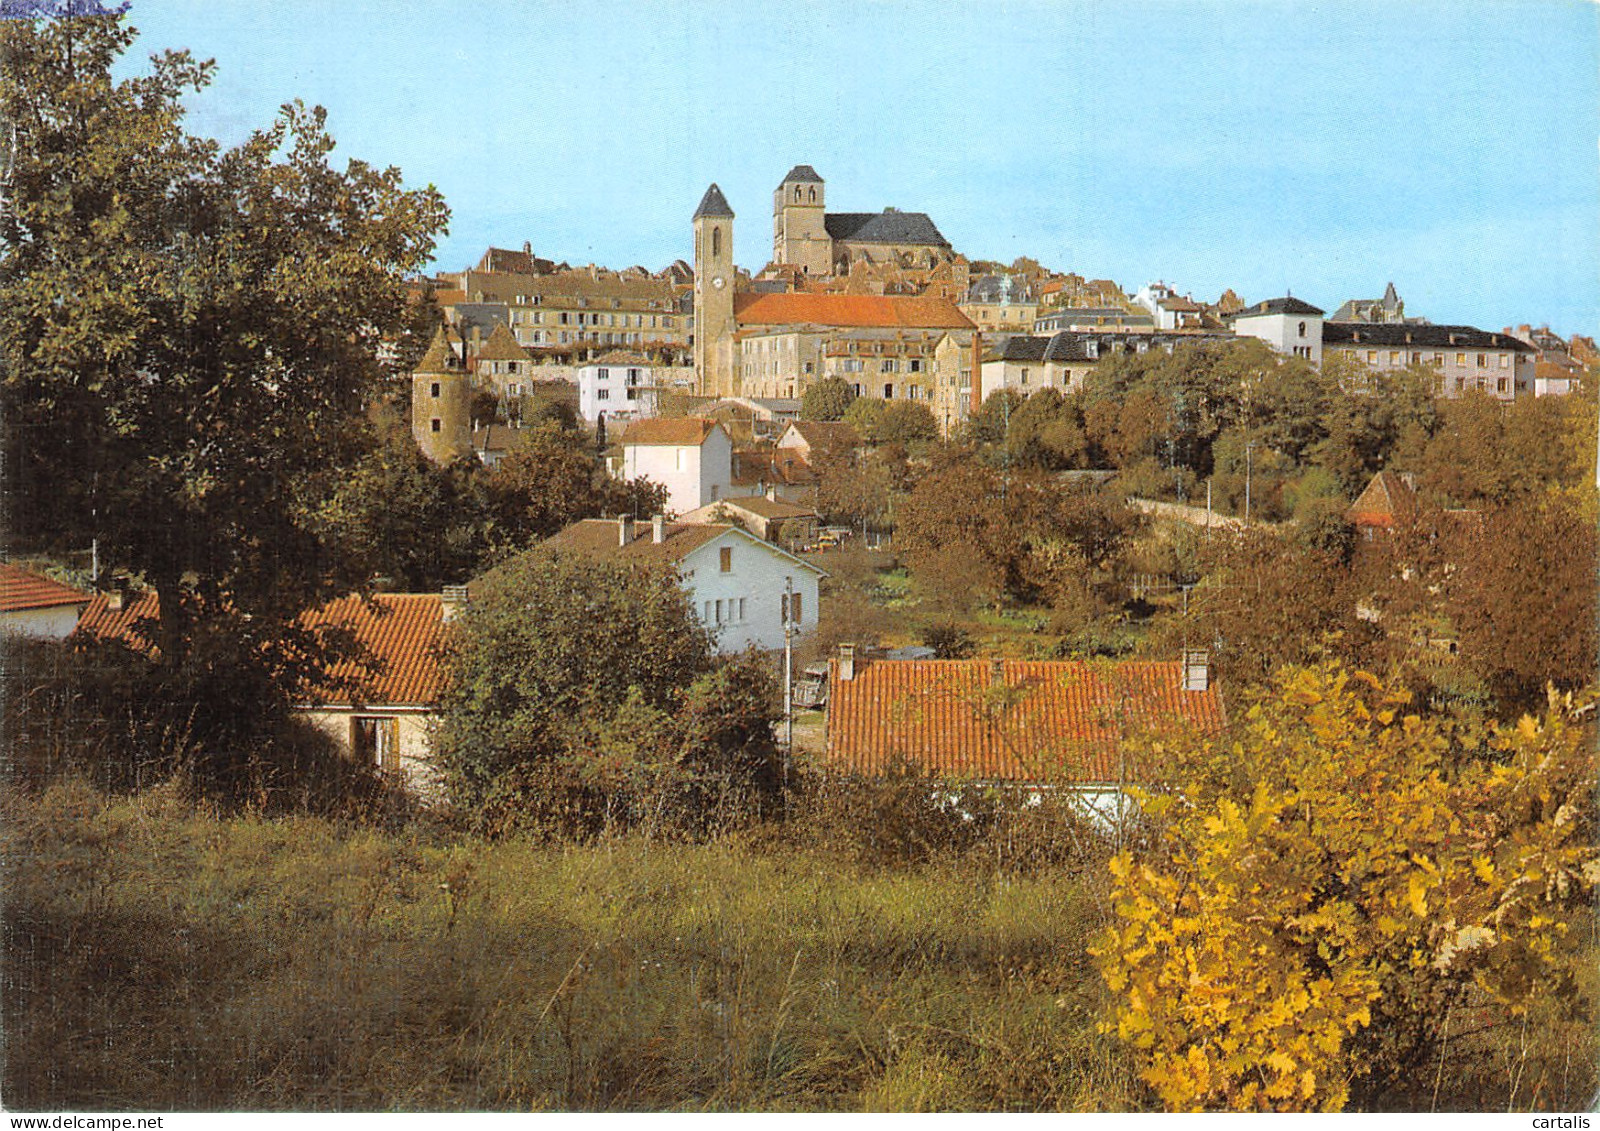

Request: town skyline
left=114, top=0, right=1600, bottom=338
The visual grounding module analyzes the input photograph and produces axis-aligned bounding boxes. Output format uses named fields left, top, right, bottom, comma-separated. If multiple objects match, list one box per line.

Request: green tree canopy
left=800, top=375, right=856, bottom=421
left=0, top=10, right=449, bottom=664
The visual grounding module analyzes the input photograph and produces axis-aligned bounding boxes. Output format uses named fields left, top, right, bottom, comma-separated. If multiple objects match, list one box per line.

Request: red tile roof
left=826, top=659, right=1226, bottom=783
left=76, top=590, right=444, bottom=707
left=75, top=590, right=161, bottom=652
left=618, top=417, right=721, bottom=446
left=735, top=292, right=975, bottom=330
left=0, top=563, right=89, bottom=613
left=296, top=594, right=445, bottom=707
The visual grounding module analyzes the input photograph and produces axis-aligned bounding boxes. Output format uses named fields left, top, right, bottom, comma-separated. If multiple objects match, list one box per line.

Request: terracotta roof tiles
left=618, top=417, right=721, bottom=446
left=543, top=518, right=728, bottom=565
left=0, top=563, right=89, bottom=613
left=735, top=292, right=975, bottom=331
left=826, top=659, right=1226, bottom=783
left=296, top=594, right=445, bottom=707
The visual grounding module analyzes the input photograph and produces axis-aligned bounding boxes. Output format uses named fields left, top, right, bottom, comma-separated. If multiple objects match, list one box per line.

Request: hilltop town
left=3, top=9, right=1596, bottom=1116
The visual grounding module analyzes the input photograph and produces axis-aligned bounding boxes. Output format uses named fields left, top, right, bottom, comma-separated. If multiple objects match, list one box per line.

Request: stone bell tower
left=692, top=183, right=737, bottom=398
left=772, top=164, right=831, bottom=278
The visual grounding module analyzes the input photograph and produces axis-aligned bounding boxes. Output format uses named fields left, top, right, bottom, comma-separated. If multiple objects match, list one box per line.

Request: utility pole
left=783, top=576, right=794, bottom=754
left=1244, top=440, right=1257, bottom=526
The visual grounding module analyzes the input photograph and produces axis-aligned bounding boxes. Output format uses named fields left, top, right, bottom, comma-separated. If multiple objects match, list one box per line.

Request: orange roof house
left=1347, top=470, right=1419, bottom=533
left=825, top=654, right=1225, bottom=787
left=0, top=563, right=90, bottom=640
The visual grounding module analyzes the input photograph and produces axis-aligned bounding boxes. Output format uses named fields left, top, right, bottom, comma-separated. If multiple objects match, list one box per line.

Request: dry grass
left=2, top=780, right=1136, bottom=1111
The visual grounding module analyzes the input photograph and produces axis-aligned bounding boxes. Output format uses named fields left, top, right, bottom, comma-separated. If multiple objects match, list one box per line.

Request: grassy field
left=5, top=779, right=1591, bottom=1112
left=2, top=780, right=1135, bottom=1111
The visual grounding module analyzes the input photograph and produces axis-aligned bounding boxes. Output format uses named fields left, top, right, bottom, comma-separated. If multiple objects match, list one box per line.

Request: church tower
left=772, top=164, right=831, bottom=277
left=412, top=325, right=471, bottom=465
left=693, top=183, right=736, bottom=398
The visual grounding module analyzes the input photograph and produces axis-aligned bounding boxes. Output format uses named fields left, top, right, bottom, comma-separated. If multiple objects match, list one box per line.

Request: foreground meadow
left=2, top=781, right=1132, bottom=1111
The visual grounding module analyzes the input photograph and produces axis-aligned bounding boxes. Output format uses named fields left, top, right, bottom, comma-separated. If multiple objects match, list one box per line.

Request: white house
left=578, top=350, right=661, bottom=424
left=544, top=515, right=825, bottom=654
left=619, top=417, right=735, bottom=517
left=0, top=562, right=90, bottom=640
left=1230, top=296, right=1325, bottom=362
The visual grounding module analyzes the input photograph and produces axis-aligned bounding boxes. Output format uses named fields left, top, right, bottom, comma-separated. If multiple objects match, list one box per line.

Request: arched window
left=794, top=187, right=801, bottom=201
left=1298, top=321, right=1307, bottom=337
left=808, top=187, right=816, bottom=202
left=711, top=227, right=721, bottom=257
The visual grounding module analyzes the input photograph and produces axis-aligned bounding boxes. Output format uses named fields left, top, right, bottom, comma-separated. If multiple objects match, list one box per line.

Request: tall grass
left=2, top=780, right=1136, bottom=1111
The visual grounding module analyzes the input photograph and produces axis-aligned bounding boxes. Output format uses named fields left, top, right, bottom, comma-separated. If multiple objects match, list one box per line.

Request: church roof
left=780, top=165, right=824, bottom=185
left=825, top=210, right=950, bottom=248
left=693, top=183, right=735, bottom=220
left=734, top=292, right=974, bottom=330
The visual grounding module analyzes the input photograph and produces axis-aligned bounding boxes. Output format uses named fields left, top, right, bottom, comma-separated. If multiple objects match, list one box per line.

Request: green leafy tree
left=0, top=11, right=449, bottom=665
left=1097, top=665, right=1596, bottom=1111
left=876, top=400, right=939, bottom=445
left=842, top=396, right=885, bottom=443
left=800, top=375, right=856, bottom=421
left=479, top=423, right=666, bottom=546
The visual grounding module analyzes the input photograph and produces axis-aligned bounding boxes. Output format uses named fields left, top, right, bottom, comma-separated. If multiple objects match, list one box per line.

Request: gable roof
left=296, top=594, right=445, bottom=707
left=544, top=518, right=730, bottom=565
left=0, top=563, right=89, bottom=613
left=735, top=292, right=974, bottom=330
left=827, top=659, right=1226, bottom=783
left=477, top=322, right=530, bottom=362
left=1347, top=470, right=1419, bottom=529
left=825, top=210, right=951, bottom=248
left=704, top=495, right=818, bottom=521
left=693, top=183, right=735, bottom=220
left=618, top=417, right=723, bottom=446
left=780, top=419, right=859, bottom=453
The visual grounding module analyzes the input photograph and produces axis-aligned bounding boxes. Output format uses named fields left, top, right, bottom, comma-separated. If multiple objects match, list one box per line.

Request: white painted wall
left=622, top=424, right=734, bottom=517
left=676, top=528, right=823, bottom=653
left=1, top=605, right=85, bottom=640
left=578, top=362, right=661, bottom=424
left=1233, top=312, right=1322, bottom=363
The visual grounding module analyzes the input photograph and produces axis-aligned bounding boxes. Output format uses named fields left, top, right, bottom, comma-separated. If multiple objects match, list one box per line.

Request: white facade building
left=619, top=417, right=735, bottom=517
left=577, top=350, right=661, bottom=424
left=1230, top=296, right=1325, bottom=362
left=544, top=516, right=825, bottom=654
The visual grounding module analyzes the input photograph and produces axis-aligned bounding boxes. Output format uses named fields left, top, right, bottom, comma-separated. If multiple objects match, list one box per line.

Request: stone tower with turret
left=412, top=325, right=471, bottom=464
left=692, top=183, right=737, bottom=398
left=772, top=164, right=831, bottom=277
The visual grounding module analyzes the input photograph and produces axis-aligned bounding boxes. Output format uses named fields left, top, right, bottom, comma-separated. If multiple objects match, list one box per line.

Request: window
left=1021, top=367, right=1030, bottom=385
left=881, top=359, right=896, bottom=373
left=1366, top=351, right=1377, bottom=363
left=791, top=592, right=803, bottom=623
left=720, top=546, right=732, bottom=572
left=430, top=418, right=441, bottom=433
left=1499, top=354, right=1510, bottom=368
left=883, top=383, right=894, bottom=398
left=1298, top=321, right=1307, bottom=338
left=1389, top=351, right=1400, bottom=365
left=598, top=368, right=609, bottom=380
left=353, top=716, right=400, bottom=776
left=712, top=226, right=721, bottom=257
left=1497, top=377, right=1508, bottom=393
left=560, top=312, right=570, bottom=324
left=737, top=597, right=746, bottom=622
left=430, top=382, right=441, bottom=398
left=628, top=368, right=641, bottom=384
left=909, top=359, right=923, bottom=373
left=1456, top=353, right=1466, bottom=366
left=597, top=388, right=609, bottom=400
left=1477, top=353, right=1487, bottom=368
left=804, top=362, right=814, bottom=375
left=715, top=599, right=724, bottom=624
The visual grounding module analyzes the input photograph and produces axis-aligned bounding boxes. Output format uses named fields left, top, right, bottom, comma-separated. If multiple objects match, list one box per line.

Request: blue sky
left=114, top=0, right=1599, bottom=336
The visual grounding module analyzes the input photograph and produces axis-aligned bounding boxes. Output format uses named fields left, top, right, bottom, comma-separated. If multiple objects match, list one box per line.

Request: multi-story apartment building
left=1321, top=323, right=1536, bottom=399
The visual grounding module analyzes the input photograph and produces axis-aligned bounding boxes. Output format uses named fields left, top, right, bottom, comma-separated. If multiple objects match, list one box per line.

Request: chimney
left=105, top=589, right=124, bottom=611
left=441, top=584, right=470, bottom=622
left=1182, top=649, right=1211, bottom=692
left=618, top=514, right=635, bottom=546
left=838, top=643, right=856, bottom=682
left=652, top=513, right=667, bottom=544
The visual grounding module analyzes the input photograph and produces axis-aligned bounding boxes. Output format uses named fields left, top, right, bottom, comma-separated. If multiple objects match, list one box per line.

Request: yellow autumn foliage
left=1093, top=665, right=1595, bottom=1111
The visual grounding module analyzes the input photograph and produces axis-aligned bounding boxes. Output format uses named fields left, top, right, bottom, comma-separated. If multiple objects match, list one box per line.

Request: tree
left=478, top=423, right=666, bottom=548
left=842, top=396, right=884, bottom=443
left=1097, top=665, right=1596, bottom=1111
left=876, top=400, right=939, bottom=445
left=434, top=547, right=780, bottom=829
left=1446, top=496, right=1596, bottom=713
left=0, top=11, right=449, bottom=666
left=800, top=375, right=856, bottom=421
